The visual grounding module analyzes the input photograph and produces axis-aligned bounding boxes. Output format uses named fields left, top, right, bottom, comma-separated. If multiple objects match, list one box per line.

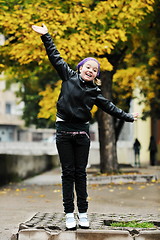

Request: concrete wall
left=117, top=141, right=134, bottom=166
left=0, top=154, right=59, bottom=186
left=133, top=91, right=151, bottom=166
left=88, top=141, right=135, bottom=167
left=0, top=142, right=58, bottom=155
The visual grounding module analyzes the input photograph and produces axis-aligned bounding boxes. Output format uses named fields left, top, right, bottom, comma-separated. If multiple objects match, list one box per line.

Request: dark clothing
left=133, top=139, right=141, bottom=155
left=149, top=136, right=157, bottom=166
left=133, top=139, right=141, bottom=167
left=56, top=130, right=90, bottom=213
left=55, top=121, right=89, bottom=133
left=41, top=33, right=134, bottom=214
left=41, top=33, right=134, bottom=124
left=56, top=121, right=90, bottom=213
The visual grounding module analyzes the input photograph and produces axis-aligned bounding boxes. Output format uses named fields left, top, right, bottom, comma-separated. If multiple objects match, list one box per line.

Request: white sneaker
left=78, top=213, right=90, bottom=228
left=65, top=213, right=76, bottom=230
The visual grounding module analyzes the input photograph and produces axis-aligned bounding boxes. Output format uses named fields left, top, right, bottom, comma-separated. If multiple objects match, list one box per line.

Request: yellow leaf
left=87, top=197, right=92, bottom=201
left=22, top=188, right=27, bottom=191
left=39, top=194, right=45, bottom=198
left=27, top=195, right=33, bottom=198
left=109, top=189, right=114, bottom=192
left=151, top=179, right=157, bottom=183
left=53, top=189, right=61, bottom=193
left=0, top=191, right=7, bottom=194
left=139, top=185, right=146, bottom=189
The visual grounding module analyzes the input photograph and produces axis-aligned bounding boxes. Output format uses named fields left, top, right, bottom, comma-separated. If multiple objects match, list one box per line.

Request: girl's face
left=79, top=60, right=98, bottom=81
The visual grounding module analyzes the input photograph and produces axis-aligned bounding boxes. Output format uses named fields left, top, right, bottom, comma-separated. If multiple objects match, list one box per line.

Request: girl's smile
left=79, top=60, right=98, bottom=81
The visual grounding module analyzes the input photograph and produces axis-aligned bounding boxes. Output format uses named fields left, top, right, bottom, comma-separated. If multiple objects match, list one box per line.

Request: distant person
left=148, top=136, right=157, bottom=166
left=133, top=138, right=141, bottom=167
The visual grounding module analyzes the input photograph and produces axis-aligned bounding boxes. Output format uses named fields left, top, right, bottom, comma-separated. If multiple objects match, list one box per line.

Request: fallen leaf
left=151, top=179, right=156, bottom=183
left=139, top=185, right=146, bottom=189
left=39, top=194, right=45, bottom=198
left=27, top=195, right=33, bottom=198
left=127, top=186, right=133, bottom=190
left=87, top=197, right=92, bottom=201
left=119, top=181, right=124, bottom=185
left=109, top=189, right=114, bottom=192
left=0, top=191, right=7, bottom=194
left=53, top=190, right=61, bottom=193
left=91, top=184, right=99, bottom=188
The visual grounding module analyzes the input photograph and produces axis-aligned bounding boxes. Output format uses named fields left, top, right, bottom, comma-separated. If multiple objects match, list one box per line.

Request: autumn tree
left=129, top=0, right=160, bottom=120
left=112, top=0, right=160, bottom=139
left=0, top=0, right=155, bottom=172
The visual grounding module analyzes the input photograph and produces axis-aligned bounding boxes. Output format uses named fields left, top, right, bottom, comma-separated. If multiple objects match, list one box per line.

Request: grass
left=111, top=221, right=155, bottom=228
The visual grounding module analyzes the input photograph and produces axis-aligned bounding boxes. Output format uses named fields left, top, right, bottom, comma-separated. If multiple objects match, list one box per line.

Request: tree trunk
left=115, top=119, right=125, bottom=141
left=96, top=71, right=118, bottom=173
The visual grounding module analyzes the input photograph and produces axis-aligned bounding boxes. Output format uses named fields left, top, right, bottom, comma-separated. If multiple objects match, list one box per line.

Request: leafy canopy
left=0, top=0, right=155, bottom=124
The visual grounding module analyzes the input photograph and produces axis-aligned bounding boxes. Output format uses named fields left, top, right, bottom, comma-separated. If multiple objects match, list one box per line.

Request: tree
left=130, top=0, right=160, bottom=120
left=0, top=0, right=155, bottom=172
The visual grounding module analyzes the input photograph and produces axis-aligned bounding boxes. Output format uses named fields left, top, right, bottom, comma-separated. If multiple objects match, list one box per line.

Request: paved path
left=0, top=166, right=159, bottom=240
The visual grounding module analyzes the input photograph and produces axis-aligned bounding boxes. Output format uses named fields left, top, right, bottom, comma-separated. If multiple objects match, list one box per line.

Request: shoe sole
left=79, top=224, right=90, bottom=229
left=66, top=226, right=77, bottom=230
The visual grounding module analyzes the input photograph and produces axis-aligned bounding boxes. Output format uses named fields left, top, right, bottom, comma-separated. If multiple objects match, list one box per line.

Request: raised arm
left=32, top=24, right=75, bottom=81
left=95, top=93, right=138, bottom=122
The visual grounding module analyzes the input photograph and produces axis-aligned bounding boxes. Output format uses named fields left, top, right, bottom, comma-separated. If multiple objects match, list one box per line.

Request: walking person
left=32, top=24, right=139, bottom=230
left=148, top=136, right=157, bottom=166
left=133, top=138, right=141, bottom=167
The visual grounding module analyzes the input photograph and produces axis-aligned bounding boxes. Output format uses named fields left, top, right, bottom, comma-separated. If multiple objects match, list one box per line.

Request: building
left=0, top=78, right=55, bottom=142
left=0, top=78, right=24, bottom=142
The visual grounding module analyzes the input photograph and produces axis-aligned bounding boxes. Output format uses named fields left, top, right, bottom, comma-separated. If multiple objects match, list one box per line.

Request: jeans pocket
left=77, top=134, right=90, bottom=145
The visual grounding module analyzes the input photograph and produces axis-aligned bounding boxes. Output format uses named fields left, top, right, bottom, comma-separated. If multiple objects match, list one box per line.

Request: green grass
left=111, top=221, right=155, bottom=228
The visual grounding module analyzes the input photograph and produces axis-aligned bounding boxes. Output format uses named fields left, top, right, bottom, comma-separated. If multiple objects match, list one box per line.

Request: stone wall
left=0, top=142, right=58, bottom=155
left=0, top=154, right=59, bottom=186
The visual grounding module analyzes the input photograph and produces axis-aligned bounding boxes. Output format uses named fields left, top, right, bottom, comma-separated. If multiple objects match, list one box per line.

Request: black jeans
left=56, top=132, right=90, bottom=213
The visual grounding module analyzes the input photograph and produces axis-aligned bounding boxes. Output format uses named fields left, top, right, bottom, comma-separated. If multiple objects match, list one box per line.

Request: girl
left=32, top=24, right=138, bottom=230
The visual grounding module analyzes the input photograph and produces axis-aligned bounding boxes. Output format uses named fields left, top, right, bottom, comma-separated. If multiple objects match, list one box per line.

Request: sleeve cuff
left=41, top=33, right=50, bottom=41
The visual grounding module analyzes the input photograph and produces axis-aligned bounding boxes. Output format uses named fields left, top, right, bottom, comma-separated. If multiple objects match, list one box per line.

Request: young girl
left=32, top=24, right=138, bottom=230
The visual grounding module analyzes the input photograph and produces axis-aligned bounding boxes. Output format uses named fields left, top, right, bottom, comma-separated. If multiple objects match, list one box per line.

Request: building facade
left=0, top=78, right=24, bottom=142
left=0, top=78, right=55, bottom=142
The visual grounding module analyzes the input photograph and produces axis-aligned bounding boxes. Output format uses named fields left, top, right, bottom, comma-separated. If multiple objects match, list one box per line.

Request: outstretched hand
left=32, top=23, right=48, bottom=35
left=132, top=112, right=139, bottom=121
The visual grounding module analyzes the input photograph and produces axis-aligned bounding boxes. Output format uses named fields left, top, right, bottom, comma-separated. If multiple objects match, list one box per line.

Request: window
left=5, top=103, right=11, bottom=114
left=32, top=132, right=42, bottom=142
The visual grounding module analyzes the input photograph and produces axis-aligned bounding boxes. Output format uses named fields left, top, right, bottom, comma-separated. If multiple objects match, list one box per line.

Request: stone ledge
left=135, top=230, right=160, bottom=240
left=76, top=229, right=133, bottom=240
left=88, top=174, right=158, bottom=184
left=18, top=212, right=160, bottom=231
left=11, top=212, right=160, bottom=240
left=13, top=229, right=160, bottom=240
